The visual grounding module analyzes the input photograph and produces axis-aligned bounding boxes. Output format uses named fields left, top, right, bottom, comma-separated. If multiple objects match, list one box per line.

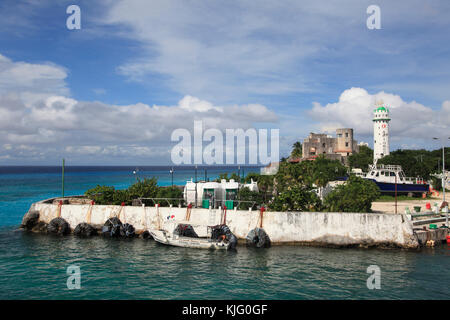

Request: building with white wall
left=373, top=101, right=390, bottom=161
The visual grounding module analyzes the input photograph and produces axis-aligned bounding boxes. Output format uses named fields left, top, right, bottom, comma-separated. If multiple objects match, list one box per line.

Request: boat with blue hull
left=363, top=163, right=429, bottom=195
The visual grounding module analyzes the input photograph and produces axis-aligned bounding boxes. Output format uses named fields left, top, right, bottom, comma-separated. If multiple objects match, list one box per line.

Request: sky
left=0, top=0, right=449, bottom=165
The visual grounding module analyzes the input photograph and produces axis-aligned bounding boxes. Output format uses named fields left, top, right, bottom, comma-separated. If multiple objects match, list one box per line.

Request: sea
left=0, top=166, right=448, bottom=300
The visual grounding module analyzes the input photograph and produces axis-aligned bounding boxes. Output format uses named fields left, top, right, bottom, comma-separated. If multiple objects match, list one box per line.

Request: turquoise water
left=0, top=166, right=449, bottom=300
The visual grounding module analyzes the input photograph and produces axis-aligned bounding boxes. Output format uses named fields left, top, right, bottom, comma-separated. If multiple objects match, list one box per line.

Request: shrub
left=156, top=186, right=184, bottom=206
left=323, top=176, right=380, bottom=213
left=127, top=178, right=159, bottom=199
left=269, top=185, right=322, bottom=212
left=84, top=185, right=116, bottom=204
left=238, top=187, right=263, bottom=210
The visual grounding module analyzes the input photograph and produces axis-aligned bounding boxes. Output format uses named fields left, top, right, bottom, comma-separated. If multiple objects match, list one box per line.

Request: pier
left=21, top=196, right=450, bottom=249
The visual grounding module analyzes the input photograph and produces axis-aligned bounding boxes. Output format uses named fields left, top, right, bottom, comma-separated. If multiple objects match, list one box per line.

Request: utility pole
left=433, top=137, right=449, bottom=227
left=62, top=158, right=65, bottom=198
left=195, top=165, right=198, bottom=207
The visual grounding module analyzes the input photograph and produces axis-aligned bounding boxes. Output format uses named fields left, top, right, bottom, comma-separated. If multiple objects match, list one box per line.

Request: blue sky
left=0, top=0, right=449, bottom=165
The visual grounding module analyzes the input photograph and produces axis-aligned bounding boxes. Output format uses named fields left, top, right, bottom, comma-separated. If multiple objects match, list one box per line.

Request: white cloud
left=0, top=54, right=278, bottom=164
left=99, top=0, right=450, bottom=103
left=308, top=87, right=450, bottom=146
left=0, top=54, right=69, bottom=106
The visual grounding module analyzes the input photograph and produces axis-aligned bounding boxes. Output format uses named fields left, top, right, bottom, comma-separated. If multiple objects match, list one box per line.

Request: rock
left=21, top=211, right=40, bottom=230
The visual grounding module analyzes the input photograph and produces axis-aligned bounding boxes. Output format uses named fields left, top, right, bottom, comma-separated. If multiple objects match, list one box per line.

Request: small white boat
left=149, top=221, right=237, bottom=250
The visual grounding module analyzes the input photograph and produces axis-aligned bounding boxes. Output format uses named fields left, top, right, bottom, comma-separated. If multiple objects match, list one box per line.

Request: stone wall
left=27, top=199, right=419, bottom=248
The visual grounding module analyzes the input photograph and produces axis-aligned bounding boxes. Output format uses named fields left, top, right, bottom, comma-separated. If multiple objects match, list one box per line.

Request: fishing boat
left=149, top=221, right=237, bottom=250
left=363, top=162, right=429, bottom=195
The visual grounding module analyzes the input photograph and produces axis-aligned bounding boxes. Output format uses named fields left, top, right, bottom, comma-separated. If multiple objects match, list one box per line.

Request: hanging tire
left=246, top=228, right=271, bottom=248
left=102, top=217, right=122, bottom=237
left=141, top=230, right=152, bottom=239
left=47, top=217, right=71, bottom=235
left=121, top=223, right=136, bottom=238
left=74, top=223, right=97, bottom=237
left=21, top=210, right=40, bottom=230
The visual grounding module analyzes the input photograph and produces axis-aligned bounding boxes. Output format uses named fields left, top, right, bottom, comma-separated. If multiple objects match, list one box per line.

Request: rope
left=142, top=204, right=147, bottom=229
left=185, top=203, right=192, bottom=221
left=57, top=200, right=62, bottom=218
left=156, top=204, right=161, bottom=230
left=259, top=206, right=266, bottom=228
left=222, top=205, right=227, bottom=225
left=86, top=200, right=94, bottom=224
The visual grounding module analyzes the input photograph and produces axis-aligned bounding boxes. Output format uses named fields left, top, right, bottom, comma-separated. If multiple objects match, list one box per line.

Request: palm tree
left=290, top=141, right=302, bottom=158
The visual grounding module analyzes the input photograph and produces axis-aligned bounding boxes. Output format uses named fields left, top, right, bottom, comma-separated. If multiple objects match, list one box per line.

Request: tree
left=157, top=186, right=183, bottom=206
left=348, top=145, right=373, bottom=171
left=323, top=176, right=380, bottom=213
left=378, top=148, right=449, bottom=180
left=127, top=178, right=159, bottom=199
left=84, top=185, right=116, bottom=204
left=269, top=185, right=321, bottom=212
left=237, top=187, right=262, bottom=210
left=290, top=141, right=302, bottom=158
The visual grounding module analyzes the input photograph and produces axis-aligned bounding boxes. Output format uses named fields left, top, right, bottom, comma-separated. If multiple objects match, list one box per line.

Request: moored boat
left=363, top=163, right=429, bottom=195
left=149, top=221, right=237, bottom=250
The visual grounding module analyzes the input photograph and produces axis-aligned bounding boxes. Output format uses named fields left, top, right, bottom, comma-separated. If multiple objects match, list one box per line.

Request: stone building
left=299, top=128, right=359, bottom=164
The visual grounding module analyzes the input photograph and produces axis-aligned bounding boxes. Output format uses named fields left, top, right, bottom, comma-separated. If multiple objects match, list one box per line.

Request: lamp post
left=62, top=158, right=65, bottom=198
left=433, top=137, right=449, bottom=227
left=169, top=167, right=174, bottom=188
left=195, top=165, right=198, bottom=207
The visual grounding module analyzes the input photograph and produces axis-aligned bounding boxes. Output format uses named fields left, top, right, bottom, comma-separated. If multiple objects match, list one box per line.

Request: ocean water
left=0, top=166, right=449, bottom=300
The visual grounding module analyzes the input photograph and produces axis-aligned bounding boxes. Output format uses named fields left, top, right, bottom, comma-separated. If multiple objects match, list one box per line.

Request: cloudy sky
left=0, top=0, right=449, bottom=165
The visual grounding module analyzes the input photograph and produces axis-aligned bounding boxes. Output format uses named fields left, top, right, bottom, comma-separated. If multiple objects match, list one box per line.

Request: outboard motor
left=211, top=225, right=237, bottom=251
left=121, top=223, right=136, bottom=238
left=102, top=217, right=122, bottom=237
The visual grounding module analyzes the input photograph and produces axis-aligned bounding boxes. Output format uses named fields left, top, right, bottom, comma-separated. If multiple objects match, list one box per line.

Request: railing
left=373, top=164, right=403, bottom=171
left=137, top=197, right=261, bottom=210
left=138, top=197, right=186, bottom=207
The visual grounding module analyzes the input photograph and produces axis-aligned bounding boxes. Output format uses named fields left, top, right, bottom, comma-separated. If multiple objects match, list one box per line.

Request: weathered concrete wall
left=29, top=199, right=419, bottom=248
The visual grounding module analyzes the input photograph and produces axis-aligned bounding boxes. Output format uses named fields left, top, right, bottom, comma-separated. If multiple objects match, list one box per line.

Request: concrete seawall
left=24, top=198, right=421, bottom=248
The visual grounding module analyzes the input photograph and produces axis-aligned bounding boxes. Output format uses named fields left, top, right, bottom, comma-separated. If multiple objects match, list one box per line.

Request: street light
left=195, top=165, right=198, bottom=207
left=433, top=137, right=449, bottom=227
left=169, top=167, right=174, bottom=187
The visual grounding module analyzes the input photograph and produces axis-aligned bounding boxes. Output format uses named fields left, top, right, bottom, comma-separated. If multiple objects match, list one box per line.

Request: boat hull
left=366, top=179, right=429, bottom=195
left=149, top=229, right=230, bottom=250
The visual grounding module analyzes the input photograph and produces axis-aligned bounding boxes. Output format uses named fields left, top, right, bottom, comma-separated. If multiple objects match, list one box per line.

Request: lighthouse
left=373, top=101, right=390, bottom=161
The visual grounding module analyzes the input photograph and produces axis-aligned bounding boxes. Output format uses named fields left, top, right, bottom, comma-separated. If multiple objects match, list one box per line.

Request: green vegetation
left=269, top=185, right=322, bottom=212
left=290, top=141, right=302, bottom=159
left=348, top=145, right=373, bottom=172
left=323, top=176, right=380, bottom=212
left=214, top=173, right=242, bottom=182
left=374, top=194, right=437, bottom=202
left=84, top=178, right=182, bottom=206
left=239, top=155, right=350, bottom=211
left=377, top=148, right=449, bottom=180
left=237, top=187, right=262, bottom=210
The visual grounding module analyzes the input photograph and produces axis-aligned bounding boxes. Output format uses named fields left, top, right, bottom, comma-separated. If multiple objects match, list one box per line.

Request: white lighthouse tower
left=373, top=101, right=390, bottom=161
